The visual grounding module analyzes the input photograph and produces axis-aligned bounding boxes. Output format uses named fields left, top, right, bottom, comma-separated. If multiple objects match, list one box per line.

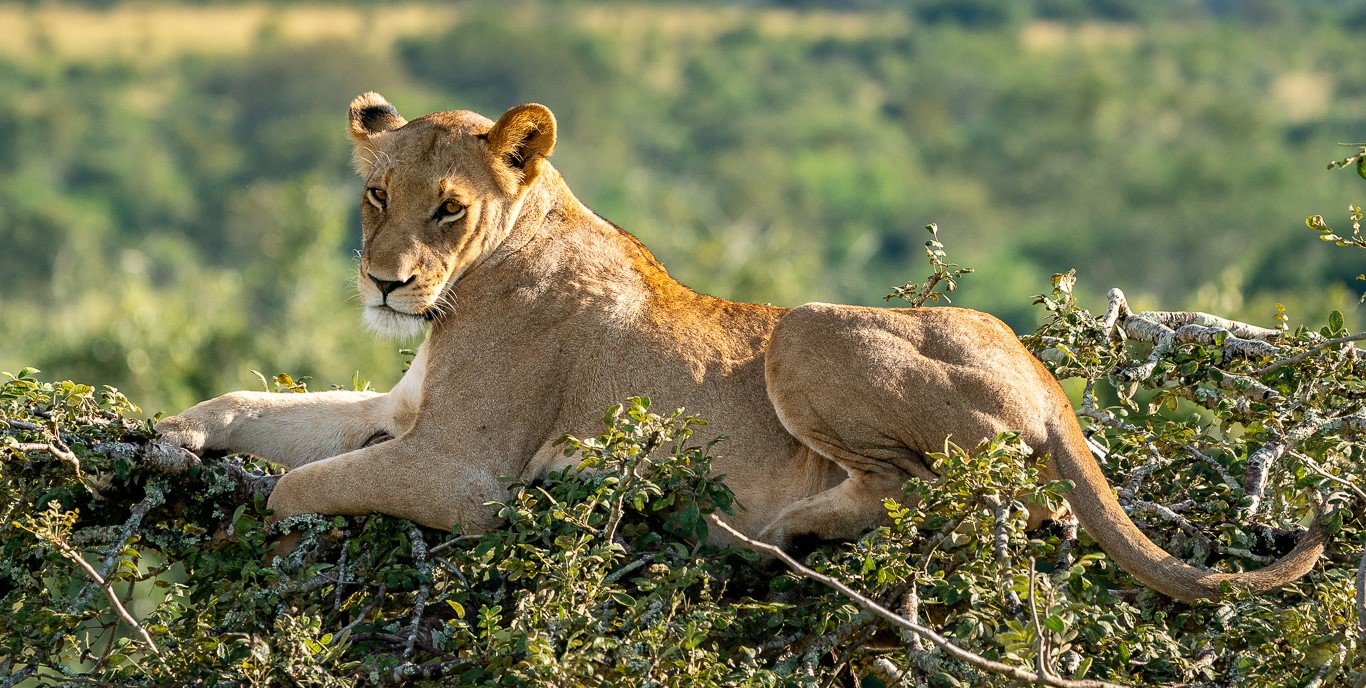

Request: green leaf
left=1044, top=615, right=1066, bottom=634
left=1328, top=309, right=1345, bottom=334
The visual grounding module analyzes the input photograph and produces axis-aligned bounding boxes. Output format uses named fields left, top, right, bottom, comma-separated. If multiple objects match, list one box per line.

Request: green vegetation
left=0, top=1, right=1362, bottom=413
left=3, top=275, right=1362, bottom=684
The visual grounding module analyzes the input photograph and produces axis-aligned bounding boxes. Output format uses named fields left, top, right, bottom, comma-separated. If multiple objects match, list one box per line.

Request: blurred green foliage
left=0, top=0, right=1362, bottom=415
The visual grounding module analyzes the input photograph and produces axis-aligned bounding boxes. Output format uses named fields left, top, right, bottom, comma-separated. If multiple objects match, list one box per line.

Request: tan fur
left=158, top=94, right=1327, bottom=601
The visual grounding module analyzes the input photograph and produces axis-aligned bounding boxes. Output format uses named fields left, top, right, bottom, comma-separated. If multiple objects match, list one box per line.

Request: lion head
left=346, top=92, right=557, bottom=338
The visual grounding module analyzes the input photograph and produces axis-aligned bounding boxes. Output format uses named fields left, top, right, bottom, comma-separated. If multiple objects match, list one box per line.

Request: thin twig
left=710, top=516, right=1128, bottom=688
left=1293, top=451, right=1366, bottom=503
left=1254, top=332, right=1366, bottom=376
left=1120, top=497, right=1213, bottom=563
left=54, top=537, right=160, bottom=655
left=428, top=534, right=482, bottom=557
left=1027, top=558, right=1049, bottom=680
left=336, top=583, right=387, bottom=638
left=1078, top=407, right=1235, bottom=486
left=604, top=431, right=662, bottom=544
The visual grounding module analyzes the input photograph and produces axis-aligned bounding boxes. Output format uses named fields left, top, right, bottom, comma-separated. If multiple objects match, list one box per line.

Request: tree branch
left=1243, top=412, right=1337, bottom=518
left=402, top=523, right=433, bottom=663
left=0, top=666, right=37, bottom=688
left=710, top=516, right=1129, bottom=688
left=52, top=535, right=160, bottom=656
left=1254, top=332, right=1366, bottom=376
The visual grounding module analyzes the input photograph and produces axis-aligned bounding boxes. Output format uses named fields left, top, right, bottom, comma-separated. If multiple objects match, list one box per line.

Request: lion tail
left=1043, top=415, right=1328, bottom=603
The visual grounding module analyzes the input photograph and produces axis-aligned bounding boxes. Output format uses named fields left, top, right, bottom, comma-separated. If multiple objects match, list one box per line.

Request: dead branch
left=1103, top=289, right=1281, bottom=390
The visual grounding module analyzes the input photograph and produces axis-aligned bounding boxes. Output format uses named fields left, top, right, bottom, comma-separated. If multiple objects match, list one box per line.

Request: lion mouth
left=372, top=302, right=442, bottom=322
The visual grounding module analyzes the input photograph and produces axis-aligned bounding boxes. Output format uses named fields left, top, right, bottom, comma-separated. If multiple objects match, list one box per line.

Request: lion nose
left=368, top=273, right=416, bottom=296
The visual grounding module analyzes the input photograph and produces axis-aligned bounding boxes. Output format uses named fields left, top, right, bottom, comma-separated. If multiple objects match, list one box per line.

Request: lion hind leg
left=757, top=468, right=911, bottom=549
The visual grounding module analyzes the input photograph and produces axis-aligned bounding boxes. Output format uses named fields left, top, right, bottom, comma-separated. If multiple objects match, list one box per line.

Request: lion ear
left=486, top=103, right=556, bottom=185
left=348, top=92, right=407, bottom=175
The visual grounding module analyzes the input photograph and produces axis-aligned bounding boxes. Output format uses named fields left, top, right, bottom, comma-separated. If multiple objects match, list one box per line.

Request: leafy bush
left=4, top=265, right=1363, bottom=686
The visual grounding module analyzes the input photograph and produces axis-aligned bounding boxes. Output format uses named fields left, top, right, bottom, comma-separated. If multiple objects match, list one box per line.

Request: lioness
left=158, top=93, right=1325, bottom=602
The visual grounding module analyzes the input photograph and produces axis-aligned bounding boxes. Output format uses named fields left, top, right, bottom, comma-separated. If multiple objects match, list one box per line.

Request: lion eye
left=366, top=188, right=388, bottom=210
left=435, top=199, right=467, bottom=223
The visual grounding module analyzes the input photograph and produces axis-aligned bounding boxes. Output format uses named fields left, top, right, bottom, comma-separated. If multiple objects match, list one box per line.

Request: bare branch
left=92, top=442, right=278, bottom=500
left=1131, top=310, right=1282, bottom=342
left=1027, top=558, right=1050, bottom=679
left=710, top=516, right=1129, bottom=688
left=1099, top=288, right=1132, bottom=334
left=93, top=441, right=200, bottom=474
left=603, top=552, right=655, bottom=585
left=866, top=657, right=912, bottom=688
left=10, top=440, right=91, bottom=489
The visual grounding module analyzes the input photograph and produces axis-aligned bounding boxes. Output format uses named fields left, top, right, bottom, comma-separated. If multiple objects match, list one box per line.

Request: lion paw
left=155, top=393, right=248, bottom=453
left=155, top=414, right=210, bottom=453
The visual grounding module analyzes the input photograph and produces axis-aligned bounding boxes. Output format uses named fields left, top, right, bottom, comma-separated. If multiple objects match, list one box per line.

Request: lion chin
left=362, top=305, right=428, bottom=340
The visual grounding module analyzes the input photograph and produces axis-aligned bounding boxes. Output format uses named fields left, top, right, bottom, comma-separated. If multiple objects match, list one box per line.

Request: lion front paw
left=155, top=414, right=212, bottom=453
left=155, top=393, right=249, bottom=453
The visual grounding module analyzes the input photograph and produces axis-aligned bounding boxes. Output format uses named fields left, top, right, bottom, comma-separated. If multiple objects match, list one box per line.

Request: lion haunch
left=157, top=93, right=1328, bottom=602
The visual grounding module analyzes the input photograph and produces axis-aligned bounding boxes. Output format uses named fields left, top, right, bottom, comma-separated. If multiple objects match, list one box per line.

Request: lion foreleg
left=156, top=390, right=395, bottom=468
left=264, top=438, right=507, bottom=534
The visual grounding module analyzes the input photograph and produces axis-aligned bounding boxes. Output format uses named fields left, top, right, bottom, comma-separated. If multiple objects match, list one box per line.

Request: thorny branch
left=711, top=516, right=1129, bottom=688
